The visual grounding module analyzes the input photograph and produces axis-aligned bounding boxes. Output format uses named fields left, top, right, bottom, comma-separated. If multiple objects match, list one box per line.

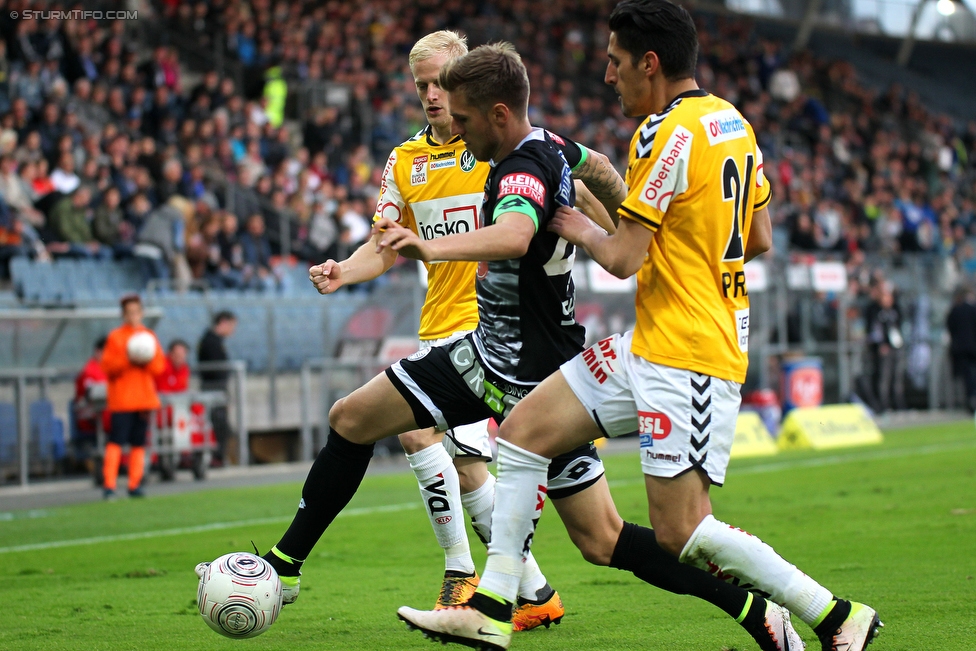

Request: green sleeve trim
left=493, top=195, right=540, bottom=232
left=571, top=144, right=588, bottom=173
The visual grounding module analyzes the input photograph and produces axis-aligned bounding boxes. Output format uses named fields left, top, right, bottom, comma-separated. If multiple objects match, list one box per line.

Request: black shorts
left=109, top=411, right=150, bottom=447
left=386, top=333, right=605, bottom=499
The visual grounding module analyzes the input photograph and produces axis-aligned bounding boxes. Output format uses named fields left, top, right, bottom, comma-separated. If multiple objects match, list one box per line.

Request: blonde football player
left=284, top=31, right=565, bottom=629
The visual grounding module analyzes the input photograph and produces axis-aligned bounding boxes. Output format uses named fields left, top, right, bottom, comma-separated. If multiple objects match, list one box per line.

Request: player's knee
left=454, top=460, right=488, bottom=493
left=398, top=429, right=439, bottom=454
left=496, top=418, right=544, bottom=455
left=328, top=397, right=360, bottom=439
left=653, top=524, right=692, bottom=558
left=572, top=531, right=615, bottom=566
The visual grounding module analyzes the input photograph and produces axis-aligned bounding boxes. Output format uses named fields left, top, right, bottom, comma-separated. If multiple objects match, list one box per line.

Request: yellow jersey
left=373, top=127, right=486, bottom=340
left=618, top=90, right=771, bottom=383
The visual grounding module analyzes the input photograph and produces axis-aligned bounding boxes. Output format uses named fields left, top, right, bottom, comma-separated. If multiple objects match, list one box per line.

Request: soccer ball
left=126, top=331, right=156, bottom=365
left=197, top=552, right=283, bottom=639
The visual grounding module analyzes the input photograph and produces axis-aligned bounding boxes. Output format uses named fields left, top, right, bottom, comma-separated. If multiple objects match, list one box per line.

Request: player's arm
left=744, top=206, right=772, bottom=262
left=373, top=212, right=534, bottom=262
left=573, top=179, right=615, bottom=234
left=572, top=146, right=626, bottom=226
left=309, top=236, right=398, bottom=294
left=99, top=333, right=129, bottom=378
left=312, top=147, right=404, bottom=294
left=549, top=206, right=651, bottom=279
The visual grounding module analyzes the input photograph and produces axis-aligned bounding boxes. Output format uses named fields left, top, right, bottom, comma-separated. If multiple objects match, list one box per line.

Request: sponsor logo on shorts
left=645, top=451, right=682, bottom=463
left=638, top=411, right=672, bottom=443
left=581, top=336, right=617, bottom=384
left=407, top=347, right=431, bottom=361
left=498, top=172, right=546, bottom=205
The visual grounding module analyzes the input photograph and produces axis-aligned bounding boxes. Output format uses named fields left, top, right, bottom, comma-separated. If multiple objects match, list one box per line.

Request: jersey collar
left=664, top=88, right=708, bottom=111
left=424, top=124, right=464, bottom=148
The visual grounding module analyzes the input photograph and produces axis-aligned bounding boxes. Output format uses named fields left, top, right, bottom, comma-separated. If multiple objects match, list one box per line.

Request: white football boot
left=398, top=604, right=512, bottom=651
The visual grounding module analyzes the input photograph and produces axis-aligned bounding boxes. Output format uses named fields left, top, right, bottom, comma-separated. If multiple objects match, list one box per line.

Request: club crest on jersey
left=411, top=155, right=429, bottom=185
left=498, top=172, right=545, bottom=205
left=460, top=150, right=476, bottom=172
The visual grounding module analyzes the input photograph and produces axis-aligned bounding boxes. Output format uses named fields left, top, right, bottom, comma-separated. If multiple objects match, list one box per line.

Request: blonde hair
left=438, top=42, right=529, bottom=119
left=408, top=30, right=468, bottom=69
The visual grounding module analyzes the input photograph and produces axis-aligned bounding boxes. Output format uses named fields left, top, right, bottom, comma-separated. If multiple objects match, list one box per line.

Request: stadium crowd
left=0, top=1, right=973, bottom=290
left=0, top=1, right=974, bottom=410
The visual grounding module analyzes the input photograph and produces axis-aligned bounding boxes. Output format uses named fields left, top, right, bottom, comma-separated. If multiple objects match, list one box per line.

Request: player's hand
left=549, top=205, right=601, bottom=245
left=373, top=218, right=431, bottom=261
left=309, top=260, right=344, bottom=294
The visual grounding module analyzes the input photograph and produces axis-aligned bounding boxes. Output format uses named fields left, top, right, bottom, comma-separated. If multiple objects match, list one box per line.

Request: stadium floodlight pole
left=792, top=0, right=823, bottom=52
left=896, top=0, right=965, bottom=65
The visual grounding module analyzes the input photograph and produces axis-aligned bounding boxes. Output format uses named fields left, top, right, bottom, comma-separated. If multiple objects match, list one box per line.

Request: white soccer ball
left=126, top=331, right=157, bottom=365
left=197, top=552, right=283, bottom=639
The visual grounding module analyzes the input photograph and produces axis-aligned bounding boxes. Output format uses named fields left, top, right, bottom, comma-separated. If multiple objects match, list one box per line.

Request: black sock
left=468, top=591, right=514, bottom=622
left=262, top=548, right=303, bottom=577
left=609, top=522, right=781, bottom=651
left=814, top=599, right=851, bottom=640
left=271, top=429, right=374, bottom=565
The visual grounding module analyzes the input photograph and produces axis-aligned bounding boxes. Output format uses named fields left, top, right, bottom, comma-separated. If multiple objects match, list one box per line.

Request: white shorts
left=560, top=331, right=741, bottom=486
left=419, top=331, right=492, bottom=460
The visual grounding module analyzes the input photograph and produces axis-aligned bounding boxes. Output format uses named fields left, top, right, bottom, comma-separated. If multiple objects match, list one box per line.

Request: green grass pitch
left=1, top=421, right=974, bottom=650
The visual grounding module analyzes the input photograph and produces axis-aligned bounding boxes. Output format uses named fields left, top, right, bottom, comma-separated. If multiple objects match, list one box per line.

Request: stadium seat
left=0, top=402, right=16, bottom=466
left=30, top=399, right=66, bottom=463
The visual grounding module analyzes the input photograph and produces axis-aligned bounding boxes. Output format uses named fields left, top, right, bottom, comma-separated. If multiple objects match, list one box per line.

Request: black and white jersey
left=473, top=128, right=587, bottom=383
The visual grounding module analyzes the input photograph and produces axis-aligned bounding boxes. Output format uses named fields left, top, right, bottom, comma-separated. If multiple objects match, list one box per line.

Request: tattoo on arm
left=575, top=147, right=627, bottom=224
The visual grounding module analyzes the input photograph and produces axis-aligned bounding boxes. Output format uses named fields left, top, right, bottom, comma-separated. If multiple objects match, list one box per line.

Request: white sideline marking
left=0, top=502, right=420, bottom=555
left=606, top=438, right=976, bottom=488
left=3, top=439, right=974, bottom=555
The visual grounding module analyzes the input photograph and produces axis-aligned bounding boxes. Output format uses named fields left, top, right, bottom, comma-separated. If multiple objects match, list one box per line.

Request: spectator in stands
left=198, top=311, right=237, bottom=465
left=134, top=195, right=193, bottom=286
left=49, top=150, right=81, bottom=194
left=217, top=211, right=245, bottom=284
left=156, top=339, right=191, bottom=394
left=240, top=213, right=276, bottom=291
left=946, top=287, right=976, bottom=412
left=864, top=281, right=905, bottom=413
left=73, top=336, right=109, bottom=471
left=93, top=186, right=133, bottom=257
left=100, top=294, right=166, bottom=499
left=0, top=154, right=44, bottom=228
left=48, top=185, right=110, bottom=259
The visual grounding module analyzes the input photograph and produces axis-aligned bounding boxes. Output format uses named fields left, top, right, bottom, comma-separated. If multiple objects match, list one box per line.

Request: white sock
left=461, top=473, right=495, bottom=545
left=461, top=473, right=548, bottom=601
left=680, top=514, right=834, bottom=625
left=407, top=444, right=474, bottom=575
left=478, top=439, right=549, bottom=604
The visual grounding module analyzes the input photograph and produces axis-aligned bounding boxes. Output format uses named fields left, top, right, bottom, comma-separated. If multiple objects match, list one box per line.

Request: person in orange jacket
left=100, top=294, right=166, bottom=499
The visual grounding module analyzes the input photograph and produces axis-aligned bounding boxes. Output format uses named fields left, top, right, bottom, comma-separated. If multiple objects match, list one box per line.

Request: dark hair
left=168, top=338, right=189, bottom=352
left=213, top=310, right=236, bottom=326
left=608, top=0, right=699, bottom=81
left=119, top=293, right=141, bottom=309
left=94, top=336, right=107, bottom=351
left=438, top=42, right=529, bottom=119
